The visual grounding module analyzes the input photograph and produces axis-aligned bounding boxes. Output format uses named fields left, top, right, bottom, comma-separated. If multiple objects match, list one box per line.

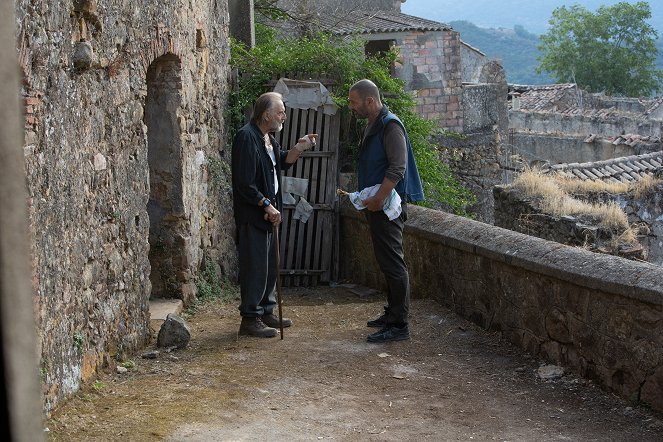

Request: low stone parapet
left=341, top=205, right=663, bottom=410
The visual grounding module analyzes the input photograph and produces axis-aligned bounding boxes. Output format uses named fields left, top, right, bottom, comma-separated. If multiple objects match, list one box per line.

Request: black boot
left=261, top=313, right=292, bottom=328
left=239, top=317, right=277, bottom=338
left=367, top=324, right=410, bottom=343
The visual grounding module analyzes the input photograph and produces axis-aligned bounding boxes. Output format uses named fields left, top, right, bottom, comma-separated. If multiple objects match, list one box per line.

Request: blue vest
left=358, top=109, right=425, bottom=203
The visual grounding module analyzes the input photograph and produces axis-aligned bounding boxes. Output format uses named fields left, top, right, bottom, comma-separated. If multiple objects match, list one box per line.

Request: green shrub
left=229, top=24, right=475, bottom=216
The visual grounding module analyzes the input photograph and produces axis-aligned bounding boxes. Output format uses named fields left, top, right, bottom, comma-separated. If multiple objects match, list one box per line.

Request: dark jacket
left=231, top=122, right=292, bottom=231
left=358, top=107, right=425, bottom=203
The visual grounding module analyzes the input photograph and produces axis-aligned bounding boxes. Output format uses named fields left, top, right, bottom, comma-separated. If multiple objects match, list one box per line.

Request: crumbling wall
left=436, top=81, right=508, bottom=224
left=397, top=30, right=464, bottom=133
left=437, top=131, right=504, bottom=224
left=341, top=205, right=663, bottom=411
left=511, top=133, right=661, bottom=166
left=15, top=0, right=235, bottom=413
left=509, top=111, right=663, bottom=139
left=616, top=184, right=663, bottom=266
left=493, top=184, right=663, bottom=265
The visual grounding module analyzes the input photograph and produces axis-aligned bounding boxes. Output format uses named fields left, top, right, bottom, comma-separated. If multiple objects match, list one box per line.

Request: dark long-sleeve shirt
left=231, top=122, right=292, bottom=231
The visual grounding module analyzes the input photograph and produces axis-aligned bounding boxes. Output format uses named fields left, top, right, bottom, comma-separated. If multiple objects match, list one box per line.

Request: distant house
left=508, top=83, right=663, bottom=166
left=315, top=9, right=506, bottom=133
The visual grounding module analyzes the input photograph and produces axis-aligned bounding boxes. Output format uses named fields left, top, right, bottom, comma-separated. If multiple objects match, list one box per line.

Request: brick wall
left=396, top=30, right=463, bottom=132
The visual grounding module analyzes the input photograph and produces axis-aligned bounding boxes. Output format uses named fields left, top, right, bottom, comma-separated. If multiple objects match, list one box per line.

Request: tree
left=537, top=2, right=663, bottom=96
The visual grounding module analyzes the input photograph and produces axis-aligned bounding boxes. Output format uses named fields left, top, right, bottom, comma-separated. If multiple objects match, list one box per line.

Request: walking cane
left=273, top=223, right=285, bottom=339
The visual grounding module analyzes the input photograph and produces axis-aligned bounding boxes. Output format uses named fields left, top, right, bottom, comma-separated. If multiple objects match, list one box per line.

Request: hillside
left=451, top=20, right=663, bottom=88
left=451, top=21, right=551, bottom=85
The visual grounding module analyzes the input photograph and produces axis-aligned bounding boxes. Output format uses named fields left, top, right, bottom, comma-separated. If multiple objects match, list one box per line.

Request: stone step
left=149, top=298, right=184, bottom=335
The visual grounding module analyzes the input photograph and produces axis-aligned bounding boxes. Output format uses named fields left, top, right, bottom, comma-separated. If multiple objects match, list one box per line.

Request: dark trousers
left=237, top=223, right=276, bottom=317
left=365, top=204, right=410, bottom=326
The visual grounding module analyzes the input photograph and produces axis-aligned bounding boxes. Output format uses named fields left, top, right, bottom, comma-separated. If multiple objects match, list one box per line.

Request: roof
left=509, top=83, right=663, bottom=119
left=548, top=151, right=663, bottom=183
left=316, top=10, right=452, bottom=36
left=510, top=83, right=577, bottom=113
left=644, top=95, right=663, bottom=117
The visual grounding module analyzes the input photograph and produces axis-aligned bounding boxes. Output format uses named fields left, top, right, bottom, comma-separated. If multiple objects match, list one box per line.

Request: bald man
left=348, top=79, right=424, bottom=343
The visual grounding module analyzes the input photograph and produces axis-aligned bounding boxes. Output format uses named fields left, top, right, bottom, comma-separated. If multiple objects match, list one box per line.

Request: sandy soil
left=46, top=286, right=663, bottom=441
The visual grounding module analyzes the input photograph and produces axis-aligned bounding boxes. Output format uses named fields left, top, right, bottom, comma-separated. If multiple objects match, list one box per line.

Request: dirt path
left=47, top=286, right=663, bottom=441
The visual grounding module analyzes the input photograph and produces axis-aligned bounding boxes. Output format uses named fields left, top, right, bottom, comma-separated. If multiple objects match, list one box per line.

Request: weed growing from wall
left=195, top=254, right=240, bottom=309
left=229, top=24, right=475, bottom=216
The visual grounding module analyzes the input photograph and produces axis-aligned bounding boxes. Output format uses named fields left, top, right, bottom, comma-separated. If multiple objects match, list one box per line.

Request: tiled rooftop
left=317, top=10, right=452, bottom=35
left=509, top=83, right=663, bottom=119
left=548, top=151, right=663, bottom=183
left=644, top=95, right=663, bottom=117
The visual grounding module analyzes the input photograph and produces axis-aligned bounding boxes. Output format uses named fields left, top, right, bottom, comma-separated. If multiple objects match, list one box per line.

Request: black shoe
left=367, top=314, right=387, bottom=328
left=261, top=313, right=292, bottom=328
left=367, top=325, right=410, bottom=343
left=239, top=317, right=277, bottom=338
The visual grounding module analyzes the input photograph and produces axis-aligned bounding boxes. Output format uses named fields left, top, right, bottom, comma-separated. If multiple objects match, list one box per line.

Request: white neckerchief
left=264, top=135, right=278, bottom=195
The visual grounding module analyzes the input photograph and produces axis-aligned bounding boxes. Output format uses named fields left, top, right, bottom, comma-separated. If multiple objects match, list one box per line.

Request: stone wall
left=341, top=205, right=663, bottom=411
left=16, top=0, right=235, bottom=413
left=615, top=186, right=663, bottom=265
left=511, top=133, right=662, bottom=167
left=494, top=184, right=663, bottom=265
left=396, top=30, right=464, bottom=132
left=1, top=0, right=44, bottom=435
left=460, top=42, right=484, bottom=84
left=509, top=111, right=663, bottom=139
left=437, top=129, right=506, bottom=224
left=435, top=66, right=507, bottom=224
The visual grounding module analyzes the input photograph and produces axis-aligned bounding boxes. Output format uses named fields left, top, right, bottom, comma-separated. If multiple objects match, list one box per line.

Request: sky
left=400, top=0, right=663, bottom=34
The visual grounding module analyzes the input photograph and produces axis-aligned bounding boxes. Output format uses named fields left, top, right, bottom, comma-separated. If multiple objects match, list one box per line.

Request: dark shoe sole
left=367, top=333, right=410, bottom=343
left=239, top=329, right=278, bottom=338
left=261, top=317, right=293, bottom=328
left=367, top=319, right=386, bottom=328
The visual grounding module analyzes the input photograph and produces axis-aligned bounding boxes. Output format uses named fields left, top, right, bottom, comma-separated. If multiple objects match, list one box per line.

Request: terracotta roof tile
left=510, top=84, right=663, bottom=119
left=548, top=151, right=663, bottom=183
left=316, top=10, right=452, bottom=35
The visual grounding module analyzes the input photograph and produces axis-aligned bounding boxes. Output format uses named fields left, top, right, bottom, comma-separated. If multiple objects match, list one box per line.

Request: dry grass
left=511, top=169, right=635, bottom=242
left=630, top=175, right=661, bottom=199
left=556, top=175, right=629, bottom=194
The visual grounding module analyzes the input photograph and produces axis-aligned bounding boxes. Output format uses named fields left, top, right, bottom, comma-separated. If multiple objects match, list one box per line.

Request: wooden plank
left=302, top=106, right=322, bottom=286
left=299, top=151, right=335, bottom=158
left=285, top=108, right=302, bottom=283
left=326, top=113, right=341, bottom=282
left=279, top=206, right=292, bottom=287
left=311, top=113, right=332, bottom=279
left=280, top=269, right=325, bottom=275
left=294, top=108, right=312, bottom=286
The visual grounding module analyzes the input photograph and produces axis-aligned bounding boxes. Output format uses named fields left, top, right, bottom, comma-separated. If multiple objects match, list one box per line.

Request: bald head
left=348, top=79, right=383, bottom=122
left=349, top=79, right=381, bottom=101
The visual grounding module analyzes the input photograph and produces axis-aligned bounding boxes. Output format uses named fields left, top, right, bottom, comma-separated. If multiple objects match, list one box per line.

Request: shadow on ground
left=47, top=286, right=663, bottom=441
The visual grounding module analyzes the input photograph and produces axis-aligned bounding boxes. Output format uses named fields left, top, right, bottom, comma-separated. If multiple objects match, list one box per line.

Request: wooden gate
left=274, top=86, right=341, bottom=287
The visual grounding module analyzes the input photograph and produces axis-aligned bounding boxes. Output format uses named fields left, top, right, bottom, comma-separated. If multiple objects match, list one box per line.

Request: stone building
left=16, top=0, right=236, bottom=413
left=311, top=8, right=508, bottom=221
left=508, top=83, right=663, bottom=167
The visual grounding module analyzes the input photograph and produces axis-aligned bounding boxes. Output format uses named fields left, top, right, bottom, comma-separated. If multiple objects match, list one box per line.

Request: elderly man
left=231, top=92, right=317, bottom=337
left=348, top=79, right=424, bottom=343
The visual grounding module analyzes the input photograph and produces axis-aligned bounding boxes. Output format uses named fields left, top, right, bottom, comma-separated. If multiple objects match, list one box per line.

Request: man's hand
left=264, top=205, right=281, bottom=225
left=294, top=134, right=318, bottom=152
left=362, top=195, right=384, bottom=212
